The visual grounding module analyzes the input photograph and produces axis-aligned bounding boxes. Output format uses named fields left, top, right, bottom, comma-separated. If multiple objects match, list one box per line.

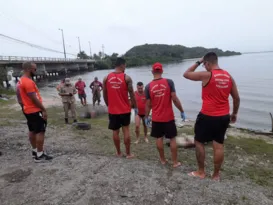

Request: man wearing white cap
left=59, top=78, right=78, bottom=124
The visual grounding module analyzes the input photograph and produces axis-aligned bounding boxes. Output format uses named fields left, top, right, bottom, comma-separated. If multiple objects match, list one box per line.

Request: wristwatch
left=196, top=61, right=201, bottom=66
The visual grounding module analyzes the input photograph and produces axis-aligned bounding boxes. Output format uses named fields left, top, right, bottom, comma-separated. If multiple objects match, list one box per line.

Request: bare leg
left=29, top=131, right=36, bottom=149
left=142, top=118, right=149, bottom=143
left=170, top=138, right=181, bottom=167
left=113, top=129, right=121, bottom=156
left=190, top=140, right=206, bottom=178
left=134, top=115, right=141, bottom=144
left=156, top=137, right=166, bottom=164
left=92, top=94, right=96, bottom=107
left=84, top=97, right=87, bottom=106
left=212, top=141, right=224, bottom=180
left=80, top=98, right=84, bottom=106
left=122, top=126, right=133, bottom=158
left=36, top=132, right=45, bottom=152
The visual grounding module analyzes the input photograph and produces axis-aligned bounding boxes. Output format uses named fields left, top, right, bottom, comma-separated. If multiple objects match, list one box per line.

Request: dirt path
left=0, top=104, right=273, bottom=205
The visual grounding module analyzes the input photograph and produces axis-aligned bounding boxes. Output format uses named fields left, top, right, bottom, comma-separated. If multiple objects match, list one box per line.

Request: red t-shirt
left=145, top=78, right=175, bottom=122
left=75, top=81, right=86, bottom=95
left=135, top=91, right=146, bottom=115
left=106, top=72, right=131, bottom=114
left=18, top=76, right=43, bottom=114
left=201, top=69, right=232, bottom=116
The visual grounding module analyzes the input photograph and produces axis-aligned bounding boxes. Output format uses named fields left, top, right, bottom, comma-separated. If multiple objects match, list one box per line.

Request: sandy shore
left=0, top=97, right=273, bottom=205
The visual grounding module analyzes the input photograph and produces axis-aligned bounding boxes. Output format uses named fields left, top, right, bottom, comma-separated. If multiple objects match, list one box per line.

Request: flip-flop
left=115, top=153, right=124, bottom=158
left=134, top=140, right=140, bottom=144
left=188, top=171, right=206, bottom=179
left=126, top=154, right=135, bottom=159
left=212, top=175, right=221, bottom=182
left=173, top=162, right=182, bottom=168
left=160, top=159, right=168, bottom=165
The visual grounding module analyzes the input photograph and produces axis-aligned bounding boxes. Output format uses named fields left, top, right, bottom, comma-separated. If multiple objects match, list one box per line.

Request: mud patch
left=1, top=168, right=32, bottom=183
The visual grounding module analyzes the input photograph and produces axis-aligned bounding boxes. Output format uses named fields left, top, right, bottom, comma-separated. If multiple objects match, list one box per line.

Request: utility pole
left=88, top=41, right=92, bottom=58
left=77, top=36, right=81, bottom=53
left=58, top=28, right=66, bottom=59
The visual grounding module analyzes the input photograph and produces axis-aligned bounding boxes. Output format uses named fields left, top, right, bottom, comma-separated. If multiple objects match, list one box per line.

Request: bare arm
left=183, top=60, right=211, bottom=84
left=230, top=77, right=240, bottom=115
left=102, top=77, right=108, bottom=106
left=126, top=75, right=137, bottom=109
left=171, top=92, right=184, bottom=113
left=28, top=93, right=46, bottom=111
left=145, top=99, right=152, bottom=118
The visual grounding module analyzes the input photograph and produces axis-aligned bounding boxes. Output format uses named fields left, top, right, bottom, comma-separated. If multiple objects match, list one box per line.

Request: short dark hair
left=203, top=52, right=218, bottom=64
left=22, top=62, right=34, bottom=70
left=115, top=57, right=126, bottom=67
left=137, top=82, right=143, bottom=86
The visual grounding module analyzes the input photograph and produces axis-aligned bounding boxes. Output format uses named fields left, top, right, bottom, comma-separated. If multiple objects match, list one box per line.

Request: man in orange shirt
left=17, top=62, right=53, bottom=162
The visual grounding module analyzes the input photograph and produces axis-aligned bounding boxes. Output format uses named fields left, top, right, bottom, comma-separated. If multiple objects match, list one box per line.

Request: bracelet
left=196, top=61, right=201, bottom=66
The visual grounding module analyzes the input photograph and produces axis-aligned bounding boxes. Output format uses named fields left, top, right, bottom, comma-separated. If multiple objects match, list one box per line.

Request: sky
left=0, top=0, right=272, bottom=58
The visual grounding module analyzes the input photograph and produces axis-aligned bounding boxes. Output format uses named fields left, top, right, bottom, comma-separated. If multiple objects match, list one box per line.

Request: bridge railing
left=0, top=56, right=95, bottom=62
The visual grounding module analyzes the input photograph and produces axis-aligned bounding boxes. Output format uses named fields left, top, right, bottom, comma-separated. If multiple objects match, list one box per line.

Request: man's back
left=145, top=78, right=175, bottom=122
left=106, top=72, right=131, bottom=114
left=201, top=69, right=232, bottom=116
left=19, top=76, right=42, bottom=114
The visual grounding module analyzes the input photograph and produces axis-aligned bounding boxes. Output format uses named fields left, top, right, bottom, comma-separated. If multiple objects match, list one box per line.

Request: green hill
left=124, top=44, right=241, bottom=67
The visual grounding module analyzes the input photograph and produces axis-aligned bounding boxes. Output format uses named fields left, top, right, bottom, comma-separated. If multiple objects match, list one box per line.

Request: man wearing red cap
left=145, top=62, right=186, bottom=168
left=184, top=52, right=240, bottom=180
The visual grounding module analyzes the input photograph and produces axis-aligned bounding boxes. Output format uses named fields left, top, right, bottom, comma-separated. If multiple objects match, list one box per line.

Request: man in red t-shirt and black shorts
left=75, top=77, right=87, bottom=106
left=145, top=62, right=186, bottom=168
left=103, top=57, right=137, bottom=159
left=134, top=81, right=148, bottom=144
left=184, top=52, right=240, bottom=180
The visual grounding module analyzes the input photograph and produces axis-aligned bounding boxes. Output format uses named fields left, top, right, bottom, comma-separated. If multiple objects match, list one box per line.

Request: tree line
left=77, top=44, right=241, bottom=70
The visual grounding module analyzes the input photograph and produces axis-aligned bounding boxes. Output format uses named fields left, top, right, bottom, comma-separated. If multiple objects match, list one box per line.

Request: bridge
left=0, top=56, right=97, bottom=86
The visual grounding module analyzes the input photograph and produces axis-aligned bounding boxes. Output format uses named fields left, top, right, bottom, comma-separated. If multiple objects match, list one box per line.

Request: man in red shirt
left=103, top=58, right=136, bottom=158
left=134, top=81, right=148, bottom=144
left=16, top=62, right=53, bottom=162
left=184, top=52, right=240, bottom=180
left=90, top=77, right=103, bottom=106
left=75, top=77, right=87, bottom=106
left=145, top=62, right=186, bottom=168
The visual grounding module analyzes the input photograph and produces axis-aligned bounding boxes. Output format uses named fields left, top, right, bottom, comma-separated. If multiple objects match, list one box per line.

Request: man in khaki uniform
left=59, top=78, right=78, bottom=124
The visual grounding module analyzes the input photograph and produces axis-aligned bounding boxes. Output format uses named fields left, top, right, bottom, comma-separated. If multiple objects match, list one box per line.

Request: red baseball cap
left=152, top=62, right=163, bottom=72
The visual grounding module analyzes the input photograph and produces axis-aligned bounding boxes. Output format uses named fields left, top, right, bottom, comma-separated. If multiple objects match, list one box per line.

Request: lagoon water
left=39, top=53, right=273, bottom=131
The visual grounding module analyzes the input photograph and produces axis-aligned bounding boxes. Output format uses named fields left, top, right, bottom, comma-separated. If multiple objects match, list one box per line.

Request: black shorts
left=24, top=111, right=47, bottom=133
left=151, top=120, right=177, bottom=139
left=194, top=112, right=230, bottom=144
left=78, top=93, right=86, bottom=99
left=108, top=113, right=131, bottom=130
left=138, top=114, right=145, bottom=118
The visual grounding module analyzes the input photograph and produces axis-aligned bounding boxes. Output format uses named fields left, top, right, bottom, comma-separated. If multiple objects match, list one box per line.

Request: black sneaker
left=73, top=119, right=78, bottom=123
left=34, top=153, right=53, bottom=163
left=32, top=151, right=37, bottom=158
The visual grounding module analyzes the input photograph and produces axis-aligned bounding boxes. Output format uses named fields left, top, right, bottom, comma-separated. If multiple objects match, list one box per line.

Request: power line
left=0, top=11, right=76, bottom=50
left=0, top=33, right=76, bottom=56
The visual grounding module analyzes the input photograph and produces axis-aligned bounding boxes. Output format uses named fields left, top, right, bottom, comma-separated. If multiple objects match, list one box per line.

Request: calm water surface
left=38, top=53, right=273, bottom=131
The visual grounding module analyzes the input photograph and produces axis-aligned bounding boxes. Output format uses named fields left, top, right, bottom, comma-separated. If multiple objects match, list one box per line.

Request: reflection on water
left=12, top=53, right=273, bottom=131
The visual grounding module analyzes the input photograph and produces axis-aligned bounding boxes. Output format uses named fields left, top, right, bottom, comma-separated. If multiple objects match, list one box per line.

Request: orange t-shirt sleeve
left=24, top=80, right=36, bottom=94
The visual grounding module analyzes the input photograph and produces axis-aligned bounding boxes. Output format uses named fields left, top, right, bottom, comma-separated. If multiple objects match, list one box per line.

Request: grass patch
left=1, top=104, right=273, bottom=188
left=0, top=88, right=15, bottom=95
left=226, top=136, right=273, bottom=160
